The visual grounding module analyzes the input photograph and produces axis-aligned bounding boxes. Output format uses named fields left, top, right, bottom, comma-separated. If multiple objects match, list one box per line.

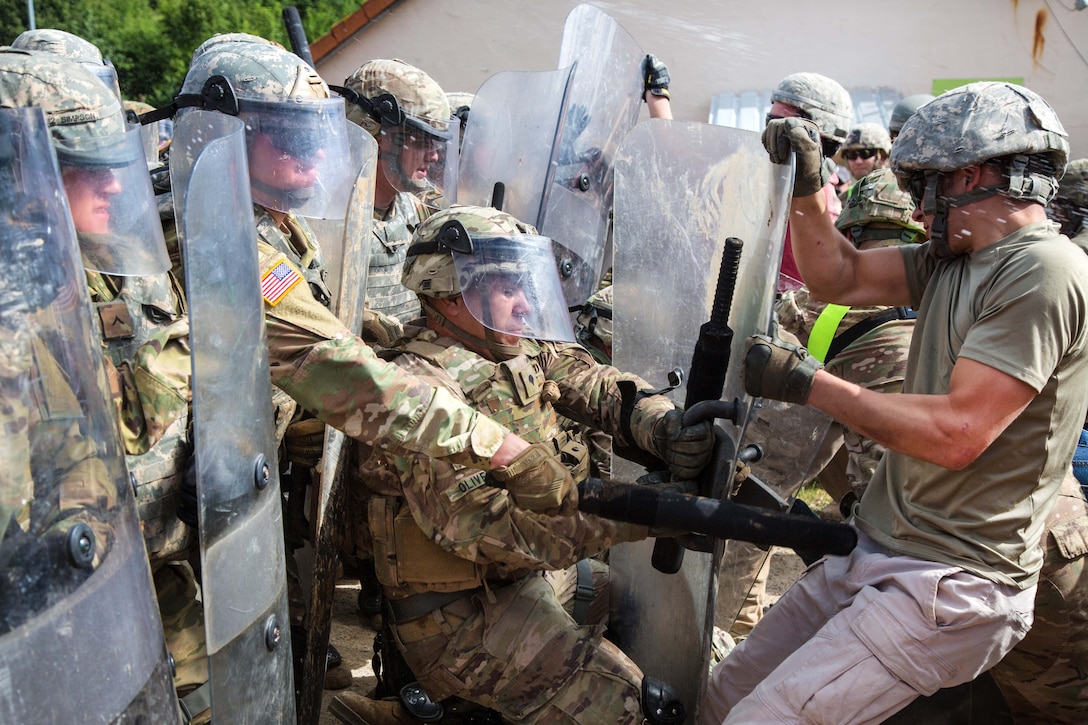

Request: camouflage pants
left=543, top=558, right=610, bottom=626
left=154, top=561, right=208, bottom=691
left=392, top=574, right=643, bottom=723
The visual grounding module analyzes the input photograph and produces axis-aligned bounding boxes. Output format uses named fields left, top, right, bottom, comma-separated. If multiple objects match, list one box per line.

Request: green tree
left=3, top=1, right=363, bottom=107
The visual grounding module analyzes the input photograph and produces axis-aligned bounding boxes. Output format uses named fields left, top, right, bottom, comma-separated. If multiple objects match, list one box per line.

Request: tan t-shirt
left=856, top=221, right=1088, bottom=587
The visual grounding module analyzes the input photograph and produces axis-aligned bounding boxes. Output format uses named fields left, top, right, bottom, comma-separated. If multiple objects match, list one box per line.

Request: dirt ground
left=315, top=547, right=808, bottom=724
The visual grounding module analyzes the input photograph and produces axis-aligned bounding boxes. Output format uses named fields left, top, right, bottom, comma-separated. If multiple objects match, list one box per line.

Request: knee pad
left=641, top=677, right=685, bottom=725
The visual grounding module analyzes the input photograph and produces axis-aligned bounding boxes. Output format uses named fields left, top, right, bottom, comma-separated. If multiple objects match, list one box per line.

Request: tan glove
left=761, top=117, right=829, bottom=197
left=282, top=418, right=325, bottom=469
left=489, top=442, right=576, bottom=516
left=743, top=334, right=823, bottom=405
left=361, top=308, right=404, bottom=348
left=652, top=409, right=715, bottom=480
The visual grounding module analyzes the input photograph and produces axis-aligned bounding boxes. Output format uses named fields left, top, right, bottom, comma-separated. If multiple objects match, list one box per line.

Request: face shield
left=239, top=94, right=355, bottom=218
left=55, top=127, right=170, bottom=276
left=378, top=111, right=459, bottom=206
left=452, top=233, right=574, bottom=343
left=90, top=60, right=122, bottom=101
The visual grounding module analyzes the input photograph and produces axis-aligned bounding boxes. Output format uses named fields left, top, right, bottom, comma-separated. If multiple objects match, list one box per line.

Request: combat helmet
left=403, top=204, right=574, bottom=356
left=0, top=48, right=169, bottom=276
left=11, top=28, right=121, bottom=100
left=771, top=72, right=853, bottom=147
left=887, top=94, right=934, bottom=140
left=337, top=59, right=456, bottom=201
left=446, top=91, right=474, bottom=151
left=890, top=82, right=1068, bottom=257
left=836, top=168, right=925, bottom=248
left=1049, top=158, right=1088, bottom=237
left=178, top=35, right=357, bottom=218
left=841, top=123, right=892, bottom=155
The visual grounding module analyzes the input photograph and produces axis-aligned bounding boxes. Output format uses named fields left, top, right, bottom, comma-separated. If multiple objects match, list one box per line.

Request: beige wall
left=318, top=0, right=1088, bottom=156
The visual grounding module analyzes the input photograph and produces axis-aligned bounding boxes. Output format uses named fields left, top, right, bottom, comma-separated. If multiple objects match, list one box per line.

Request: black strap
left=824, top=306, right=916, bottom=364
left=571, top=559, right=594, bottom=625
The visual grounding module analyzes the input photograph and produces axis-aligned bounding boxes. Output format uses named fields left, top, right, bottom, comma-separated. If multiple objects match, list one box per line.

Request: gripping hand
left=490, top=443, right=576, bottom=515
left=761, top=117, right=828, bottom=197
left=653, top=409, right=714, bottom=480
left=743, top=334, right=822, bottom=405
left=642, top=54, right=670, bottom=99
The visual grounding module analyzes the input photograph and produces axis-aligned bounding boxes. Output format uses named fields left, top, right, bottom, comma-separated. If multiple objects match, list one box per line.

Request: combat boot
left=329, top=693, right=417, bottom=725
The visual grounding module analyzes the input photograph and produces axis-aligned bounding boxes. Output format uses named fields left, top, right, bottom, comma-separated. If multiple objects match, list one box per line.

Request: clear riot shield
left=545, top=3, right=645, bottom=306
left=173, top=110, right=295, bottom=723
left=0, top=106, right=177, bottom=724
left=298, top=125, right=378, bottom=725
left=457, top=65, right=574, bottom=224
left=609, top=119, right=791, bottom=721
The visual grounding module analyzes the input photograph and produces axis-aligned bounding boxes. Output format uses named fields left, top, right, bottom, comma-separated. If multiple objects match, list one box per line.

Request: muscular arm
left=807, top=356, right=1036, bottom=469
left=789, top=189, right=914, bottom=307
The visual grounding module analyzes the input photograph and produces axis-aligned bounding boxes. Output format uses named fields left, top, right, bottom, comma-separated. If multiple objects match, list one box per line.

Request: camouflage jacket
left=349, top=326, right=668, bottom=595
left=253, top=208, right=508, bottom=467
left=367, top=192, right=427, bottom=324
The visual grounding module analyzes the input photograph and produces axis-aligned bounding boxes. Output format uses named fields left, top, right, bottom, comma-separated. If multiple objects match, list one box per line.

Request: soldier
left=886, top=93, right=934, bottom=142
left=171, top=33, right=584, bottom=694
left=838, top=122, right=892, bottom=183
left=1049, top=157, right=1088, bottom=249
left=765, top=72, right=853, bottom=291
left=0, top=47, right=203, bottom=718
left=331, top=204, right=712, bottom=725
left=338, top=58, right=459, bottom=325
left=703, top=81, right=1088, bottom=723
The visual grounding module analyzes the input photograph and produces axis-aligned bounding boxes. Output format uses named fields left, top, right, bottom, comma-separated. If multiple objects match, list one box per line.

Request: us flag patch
left=260, top=261, right=302, bottom=306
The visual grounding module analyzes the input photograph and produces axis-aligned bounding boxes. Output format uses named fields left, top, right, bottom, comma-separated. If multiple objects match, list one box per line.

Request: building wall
left=317, top=0, right=1088, bottom=156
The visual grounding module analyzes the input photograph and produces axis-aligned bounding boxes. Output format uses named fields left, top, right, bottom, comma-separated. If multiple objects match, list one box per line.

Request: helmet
left=841, top=123, right=891, bottom=154
left=887, top=94, right=934, bottom=139
left=1049, top=158, right=1088, bottom=237
left=446, top=91, right=474, bottom=150
left=835, top=169, right=925, bottom=248
left=403, top=204, right=574, bottom=344
left=180, top=36, right=356, bottom=218
left=11, top=28, right=122, bottom=100
left=890, top=82, right=1068, bottom=256
left=0, top=48, right=169, bottom=276
left=339, top=59, right=456, bottom=200
left=771, top=72, right=853, bottom=145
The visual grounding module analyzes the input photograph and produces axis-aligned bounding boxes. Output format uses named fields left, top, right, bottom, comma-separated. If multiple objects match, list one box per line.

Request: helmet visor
left=240, top=95, right=356, bottom=218
left=379, top=112, right=459, bottom=206
left=57, top=128, right=170, bottom=276
left=452, top=233, right=574, bottom=343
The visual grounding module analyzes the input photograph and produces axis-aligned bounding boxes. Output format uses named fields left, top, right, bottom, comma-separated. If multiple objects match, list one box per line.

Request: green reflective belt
left=807, top=303, right=851, bottom=363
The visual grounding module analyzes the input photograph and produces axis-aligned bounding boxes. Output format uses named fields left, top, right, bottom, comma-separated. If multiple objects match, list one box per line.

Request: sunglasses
left=843, top=148, right=880, bottom=161
left=906, top=172, right=929, bottom=208
left=266, top=127, right=323, bottom=161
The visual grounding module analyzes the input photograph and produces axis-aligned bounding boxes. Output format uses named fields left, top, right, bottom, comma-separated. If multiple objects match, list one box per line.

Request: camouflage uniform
left=336, top=205, right=709, bottom=724
left=0, top=47, right=203, bottom=698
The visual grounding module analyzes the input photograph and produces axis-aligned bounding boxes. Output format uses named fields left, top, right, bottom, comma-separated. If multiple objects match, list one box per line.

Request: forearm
left=788, top=193, right=860, bottom=301
left=807, top=371, right=983, bottom=469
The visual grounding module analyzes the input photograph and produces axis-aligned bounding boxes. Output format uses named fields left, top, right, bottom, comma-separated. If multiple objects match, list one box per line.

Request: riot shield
left=173, top=110, right=295, bottom=723
left=298, top=125, right=378, bottom=725
left=457, top=65, right=574, bottom=224
left=545, top=3, right=645, bottom=306
left=609, top=119, right=791, bottom=721
left=0, top=106, right=177, bottom=724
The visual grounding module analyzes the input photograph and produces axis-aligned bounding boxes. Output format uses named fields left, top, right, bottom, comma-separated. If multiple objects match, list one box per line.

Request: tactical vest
left=368, top=193, right=423, bottom=324
left=86, top=269, right=191, bottom=565
left=369, top=332, right=589, bottom=594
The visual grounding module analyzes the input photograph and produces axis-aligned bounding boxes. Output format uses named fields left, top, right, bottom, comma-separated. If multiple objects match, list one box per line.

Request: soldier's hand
left=761, top=117, right=828, bottom=197
left=489, top=442, right=576, bottom=516
left=743, top=334, right=823, bottom=405
left=653, top=409, right=714, bottom=480
left=283, top=418, right=325, bottom=469
left=362, top=308, right=404, bottom=348
left=642, top=54, right=670, bottom=99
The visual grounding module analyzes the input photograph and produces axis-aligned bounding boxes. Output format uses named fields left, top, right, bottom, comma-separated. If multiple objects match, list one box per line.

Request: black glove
left=653, top=410, right=714, bottom=480
left=0, top=524, right=93, bottom=634
left=761, top=117, right=828, bottom=197
left=177, top=453, right=199, bottom=528
left=743, top=334, right=823, bottom=405
left=642, top=54, right=670, bottom=99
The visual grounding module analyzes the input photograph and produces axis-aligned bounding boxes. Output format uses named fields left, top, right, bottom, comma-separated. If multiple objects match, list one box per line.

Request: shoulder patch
left=260, top=257, right=303, bottom=307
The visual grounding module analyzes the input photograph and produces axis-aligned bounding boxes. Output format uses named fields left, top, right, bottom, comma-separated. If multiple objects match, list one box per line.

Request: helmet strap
left=419, top=297, right=523, bottom=361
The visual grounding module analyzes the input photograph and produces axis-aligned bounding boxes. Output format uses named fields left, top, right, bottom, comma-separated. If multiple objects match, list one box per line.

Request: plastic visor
left=56, top=127, right=171, bottom=276
left=239, top=94, right=355, bottom=219
left=379, top=112, right=459, bottom=206
left=452, top=234, right=574, bottom=343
